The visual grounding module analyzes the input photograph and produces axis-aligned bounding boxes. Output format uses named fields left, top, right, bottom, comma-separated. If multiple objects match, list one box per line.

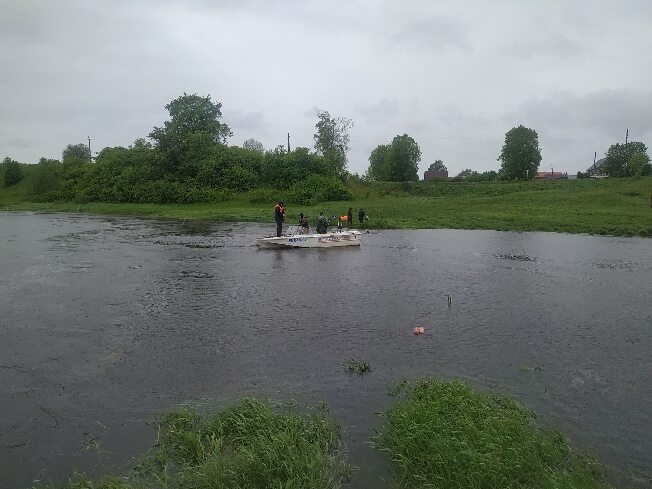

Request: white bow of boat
left=256, top=230, right=363, bottom=249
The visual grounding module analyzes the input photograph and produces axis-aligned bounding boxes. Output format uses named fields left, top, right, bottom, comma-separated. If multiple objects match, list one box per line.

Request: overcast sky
left=1, top=0, right=651, bottom=176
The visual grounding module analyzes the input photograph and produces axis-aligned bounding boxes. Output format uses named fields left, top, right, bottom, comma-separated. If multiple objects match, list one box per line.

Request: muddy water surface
left=1, top=212, right=650, bottom=488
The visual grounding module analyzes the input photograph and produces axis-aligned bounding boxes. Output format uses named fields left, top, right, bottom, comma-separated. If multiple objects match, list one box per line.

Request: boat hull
left=256, top=231, right=362, bottom=249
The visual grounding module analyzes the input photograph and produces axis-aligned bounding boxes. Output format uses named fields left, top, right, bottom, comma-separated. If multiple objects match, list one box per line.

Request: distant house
left=424, top=169, right=448, bottom=181
left=535, top=171, right=568, bottom=180
left=586, top=158, right=606, bottom=176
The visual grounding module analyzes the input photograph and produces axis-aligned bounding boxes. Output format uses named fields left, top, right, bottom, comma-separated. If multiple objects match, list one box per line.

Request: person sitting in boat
left=316, top=211, right=329, bottom=234
left=298, top=212, right=309, bottom=234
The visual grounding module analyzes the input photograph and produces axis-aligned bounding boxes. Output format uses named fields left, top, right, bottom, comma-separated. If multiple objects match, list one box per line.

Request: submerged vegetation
left=31, top=380, right=617, bottom=489
left=344, top=358, right=372, bottom=375
left=373, top=378, right=609, bottom=489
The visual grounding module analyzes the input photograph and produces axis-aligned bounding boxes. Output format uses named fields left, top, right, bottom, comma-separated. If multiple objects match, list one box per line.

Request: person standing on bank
left=274, top=201, right=285, bottom=237
left=347, top=207, right=353, bottom=228
left=358, top=208, right=365, bottom=225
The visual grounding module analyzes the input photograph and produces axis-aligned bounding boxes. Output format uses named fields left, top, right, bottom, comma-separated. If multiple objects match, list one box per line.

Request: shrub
left=245, top=187, right=280, bottom=204
left=220, top=166, right=259, bottom=192
left=286, top=175, right=352, bottom=205
left=2, top=157, right=23, bottom=186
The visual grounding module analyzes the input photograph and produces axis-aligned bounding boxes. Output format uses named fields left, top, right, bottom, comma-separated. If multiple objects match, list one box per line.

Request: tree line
left=1, top=94, right=650, bottom=202
left=0, top=94, right=354, bottom=205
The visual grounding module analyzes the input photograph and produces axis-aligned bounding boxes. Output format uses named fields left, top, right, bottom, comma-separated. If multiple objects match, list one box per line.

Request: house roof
left=586, top=158, right=606, bottom=173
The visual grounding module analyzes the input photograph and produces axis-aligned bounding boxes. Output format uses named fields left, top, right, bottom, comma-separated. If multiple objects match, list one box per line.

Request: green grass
left=2, top=177, right=651, bottom=236
left=373, top=378, right=610, bottom=489
left=29, top=382, right=625, bottom=489
left=33, top=398, right=350, bottom=489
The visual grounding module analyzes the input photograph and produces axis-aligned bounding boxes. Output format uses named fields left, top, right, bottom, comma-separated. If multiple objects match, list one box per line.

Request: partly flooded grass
left=373, top=378, right=610, bottom=489
left=33, top=398, right=350, bottom=489
left=4, top=177, right=651, bottom=237
left=31, top=381, right=616, bottom=489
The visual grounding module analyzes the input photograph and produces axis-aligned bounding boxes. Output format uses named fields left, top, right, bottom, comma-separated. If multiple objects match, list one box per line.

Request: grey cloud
left=501, top=89, right=652, bottom=169
left=393, top=17, right=470, bottom=50
left=356, top=98, right=401, bottom=121
left=6, top=137, right=35, bottom=149
left=503, top=34, right=587, bottom=59
left=224, top=110, right=267, bottom=136
left=0, top=0, right=649, bottom=177
left=515, top=90, right=652, bottom=137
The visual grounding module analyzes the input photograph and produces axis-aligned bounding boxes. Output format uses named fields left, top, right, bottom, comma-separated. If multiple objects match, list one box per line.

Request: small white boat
left=256, top=230, right=362, bottom=249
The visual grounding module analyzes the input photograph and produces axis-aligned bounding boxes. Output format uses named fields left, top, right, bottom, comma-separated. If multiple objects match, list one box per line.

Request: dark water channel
left=1, top=212, right=650, bottom=488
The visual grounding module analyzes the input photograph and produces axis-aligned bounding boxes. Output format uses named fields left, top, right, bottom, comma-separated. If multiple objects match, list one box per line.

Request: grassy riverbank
left=3, top=177, right=651, bottom=236
left=33, top=380, right=611, bottom=489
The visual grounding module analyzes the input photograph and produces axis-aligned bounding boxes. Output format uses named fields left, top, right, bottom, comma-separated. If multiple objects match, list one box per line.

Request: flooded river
left=1, top=212, right=650, bottom=488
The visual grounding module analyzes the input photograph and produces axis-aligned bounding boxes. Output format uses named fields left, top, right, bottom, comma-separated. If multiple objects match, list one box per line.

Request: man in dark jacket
left=358, top=208, right=365, bottom=225
left=316, top=211, right=329, bottom=234
left=347, top=208, right=353, bottom=228
left=274, top=201, right=285, bottom=237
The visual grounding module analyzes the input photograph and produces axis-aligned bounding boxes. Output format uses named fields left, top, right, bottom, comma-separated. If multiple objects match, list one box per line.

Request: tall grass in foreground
left=34, top=398, right=349, bottom=489
left=373, top=379, right=610, bottom=489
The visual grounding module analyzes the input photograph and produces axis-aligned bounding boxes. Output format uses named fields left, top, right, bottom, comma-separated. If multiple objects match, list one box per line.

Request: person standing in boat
left=347, top=207, right=353, bottom=228
left=358, top=208, right=365, bottom=225
left=274, top=201, right=285, bottom=237
left=298, top=212, right=309, bottom=234
left=316, top=211, right=329, bottom=234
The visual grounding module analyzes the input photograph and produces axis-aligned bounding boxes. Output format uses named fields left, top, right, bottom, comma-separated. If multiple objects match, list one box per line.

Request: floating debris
left=413, top=327, right=426, bottom=335
left=495, top=253, right=536, bottom=262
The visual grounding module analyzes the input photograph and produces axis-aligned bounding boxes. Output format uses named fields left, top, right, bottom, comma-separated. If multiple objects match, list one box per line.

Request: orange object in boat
left=340, top=215, right=348, bottom=221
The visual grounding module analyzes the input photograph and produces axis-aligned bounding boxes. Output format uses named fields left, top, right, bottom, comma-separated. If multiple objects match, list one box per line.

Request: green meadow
left=3, top=176, right=651, bottom=237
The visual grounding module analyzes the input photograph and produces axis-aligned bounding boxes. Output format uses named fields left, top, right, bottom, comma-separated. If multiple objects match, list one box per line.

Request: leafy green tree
left=149, top=93, right=232, bottom=172
left=603, top=142, right=648, bottom=177
left=470, top=170, right=495, bottom=182
left=498, top=125, right=542, bottom=180
left=387, top=134, right=421, bottom=182
left=626, top=152, right=650, bottom=177
left=260, top=147, right=328, bottom=189
left=30, top=158, right=61, bottom=197
left=62, top=143, right=91, bottom=162
left=366, top=144, right=391, bottom=181
left=313, top=110, right=353, bottom=177
left=2, top=157, right=23, bottom=186
left=456, top=169, right=474, bottom=178
left=428, top=160, right=447, bottom=172
left=243, top=138, right=264, bottom=153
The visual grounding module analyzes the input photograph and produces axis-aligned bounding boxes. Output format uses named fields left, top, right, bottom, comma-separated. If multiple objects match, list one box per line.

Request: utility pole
left=88, top=136, right=92, bottom=164
left=626, top=128, right=629, bottom=146
left=287, top=133, right=291, bottom=152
